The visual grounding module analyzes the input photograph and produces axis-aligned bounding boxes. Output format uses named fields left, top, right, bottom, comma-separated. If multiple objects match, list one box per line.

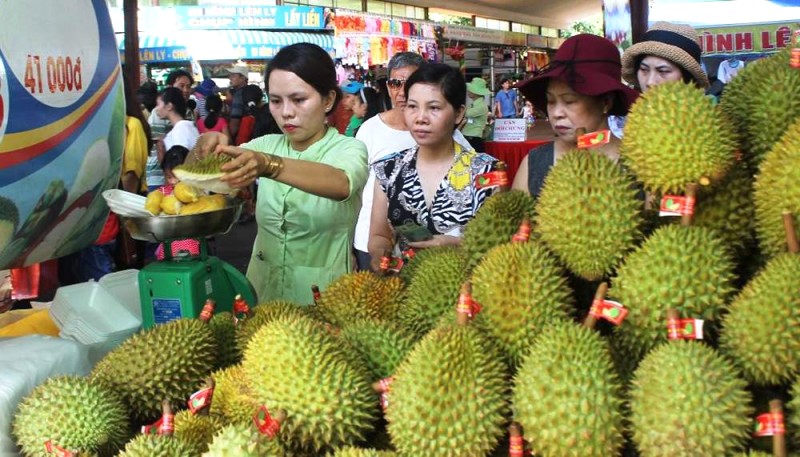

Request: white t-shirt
left=352, top=113, right=472, bottom=252
left=164, top=120, right=200, bottom=151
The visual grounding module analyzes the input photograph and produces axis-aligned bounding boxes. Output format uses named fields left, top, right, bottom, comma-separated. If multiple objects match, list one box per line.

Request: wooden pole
left=123, top=0, right=140, bottom=90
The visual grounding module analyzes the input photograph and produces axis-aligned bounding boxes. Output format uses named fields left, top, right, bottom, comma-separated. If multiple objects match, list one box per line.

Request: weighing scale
left=123, top=197, right=257, bottom=329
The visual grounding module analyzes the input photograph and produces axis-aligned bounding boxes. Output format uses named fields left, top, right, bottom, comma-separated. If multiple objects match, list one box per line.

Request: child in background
left=522, top=100, right=536, bottom=129
left=155, top=145, right=201, bottom=260
left=196, top=94, right=230, bottom=137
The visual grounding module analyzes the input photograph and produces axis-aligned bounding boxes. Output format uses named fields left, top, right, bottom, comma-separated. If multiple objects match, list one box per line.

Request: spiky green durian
left=209, top=364, right=260, bottom=426
left=173, top=153, right=234, bottom=194
left=397, top=245, right=454, bottom=284
left=397, top=248, right=468, bottom=339
left=90, top=318, right=217, bottom=423
left=333, top=447, right=397, bottom=457
left=386, top=318, right=509, bottom=456
left=209, top=311, right=240, bottom=369
left=202, top=423, right=286, bottom=456
left=690, top=160, right=755, bottom=255
left=174, top=409, right=225, bottom=454
left=118, top=434, right=196, bottom=456
left=0, top=195, right=19, bottom=252
left=720, top=253, right=800, bottom=385
left=461, top=190, right=536, bottom=271
left=315, top=271, right=405, bottom=327
left=241, top=314, right=378, bottom=453
left=235, top=300, right=307, bottom=354
left=629, top=341, right=753, bottom=456
left=609, top=224, right=736, bottom=372
left=513, top=322, right=625, bottom=456
left=622, top=81, right=737, bottom=194
left=471, top=240, right=574, bottom=367
left=12, top=376, right=128, bottom=456
left=339, top=319, right=416, bottom=381
left=535, top=149, right=643, bottom=280
left=754, top=118, right=800, bottom=259
left=723, top=49, right=800, bottom=167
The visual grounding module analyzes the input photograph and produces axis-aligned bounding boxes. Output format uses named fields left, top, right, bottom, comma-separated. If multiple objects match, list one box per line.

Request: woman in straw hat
left=461, top=77, right=492, bottom=152
left=511, top=34, right=639, bottom=198
left=621, top=21, right=709, bottom=93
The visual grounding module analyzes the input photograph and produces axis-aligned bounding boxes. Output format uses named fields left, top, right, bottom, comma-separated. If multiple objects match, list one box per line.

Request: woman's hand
left=406, top=235, right=461, bottom=249
left=193, top=132, right=229, bottom=162
left=217, top=145, right=266, bottom=189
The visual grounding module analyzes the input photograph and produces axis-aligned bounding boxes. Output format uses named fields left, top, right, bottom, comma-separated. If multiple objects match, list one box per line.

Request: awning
left=118, top=30, right=334, bottom=63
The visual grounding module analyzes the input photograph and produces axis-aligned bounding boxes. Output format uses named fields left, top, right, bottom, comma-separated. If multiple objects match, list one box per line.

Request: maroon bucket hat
left=516, top=34, right=639, bottom=116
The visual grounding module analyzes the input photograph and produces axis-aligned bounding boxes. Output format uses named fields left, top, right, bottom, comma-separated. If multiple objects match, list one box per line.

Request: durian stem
left=509, top=422, right=524, bottom=457
left=680, top=183, right=698, bottom=226
left=782, top=212, right=799, bottom=254
left=456, top=282, right=472, bottom=326
left=583, top=282, right=609, bottom=329
left=196, top=377, right=215, bottom=416
left=771, top=399, right=786, bottom=457
left=160, top=400, right=174, bottom=437
left=495, top=161, right=510, bottom=192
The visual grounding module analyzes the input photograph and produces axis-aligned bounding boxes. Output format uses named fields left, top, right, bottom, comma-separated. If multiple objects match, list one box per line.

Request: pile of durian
left=144, top=154, right=234, bottom=216
left=10, top=48, right=800, bottom=456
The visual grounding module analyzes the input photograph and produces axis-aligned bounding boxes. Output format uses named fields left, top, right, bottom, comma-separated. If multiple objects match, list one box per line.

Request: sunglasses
left=387, top=78, right=407, bottom=89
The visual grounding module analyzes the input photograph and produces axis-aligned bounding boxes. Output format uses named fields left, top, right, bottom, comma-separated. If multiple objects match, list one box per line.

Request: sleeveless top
left=526, top=142, right=556, bottom=199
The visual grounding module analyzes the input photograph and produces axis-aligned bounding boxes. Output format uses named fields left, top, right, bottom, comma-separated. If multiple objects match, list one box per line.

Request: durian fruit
left=535, top=149, right=643, bottom=280
left=174, top=409, right=225, bottom=454
left=754, top=118, right=800, bottom=259
left=209, top=311, right=240, bottom=369
left=339, top=319, right=416, bottom=381
left=720, top=252, right=800, bottom=386
left=241, top=314, right=378, bottom=452
left=12, top=376, right=129, bottom=456
left=622, top=81, right=737, bottom=194
left=721, top=48, right=800, bottom=168
left=396, top=248, right=468, bottom=339
left=787, top=381, right=800, bottom=447
left=90, top=318, right=217, bottom=423
left=159, top=194, right=183, bottom=215
left=609, top=224, right=736, bottom=372
left=513, top=322, right=625, bottom=456
left=629, top=341, right=753, bottom=456
left=397, top=245, right=453, bottom=284
left=235, top=300, right=307, bottom=354
left=209, top=364, right=260, bottom=426
left=173, top=153, right=235, bottom=194
left=461, top=190, right=536, bottom=271
left=144, top=189, right=164, bottom=215
left=118, top=434, right=196, bottom=456
left=174, top=181, right=201, bottom=203
left=333, top=447, right=397, bottom=456
left=386, top=313, right=509, bottom=457
left=202, top=423, right=287, bottom=456
left=471, top=239, right=574, bottom=367
left=181, top=194, right=229, bottom=216
left=315, top=271, right=406, bottom=327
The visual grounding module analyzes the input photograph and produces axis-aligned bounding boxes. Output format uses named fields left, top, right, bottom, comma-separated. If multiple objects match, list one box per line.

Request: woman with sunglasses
left=367, top=64, right=499, bottom=271
left=196, top=43, right=368, bottom=304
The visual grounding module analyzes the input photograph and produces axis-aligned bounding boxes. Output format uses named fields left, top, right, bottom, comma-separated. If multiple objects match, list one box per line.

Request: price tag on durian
left=380, top=255, right=404, bottom=274
left=659, top=195, right=695, bottom=217
left=377, top=376, right=394, bottom=411
left=187, top=386, right=214, bottom=414
left=456, top=292, right=482, bottom=318
left=509, top=435, right=525, bottom=457
left=791, top=31, right=800, bottom=69
left=577, top=129, right=611, bottom=149
left=589, top=299, right=628, bottom=325
left=667, top=317, right=704, bottom=340
left=141, top=412, right=174, bottom=435
left=474, top=170, right=509, bottom=189
left=253, top=406, right=281, bottom=437
left=512, top=220, right=532, bottom=243
left=44, top=440, right=74, bottom=457
left=754, top=412, right=785, bottom=437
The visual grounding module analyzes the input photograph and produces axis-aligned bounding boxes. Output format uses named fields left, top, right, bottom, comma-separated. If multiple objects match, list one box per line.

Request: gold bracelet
left=262, top=154, right=284, bottom=179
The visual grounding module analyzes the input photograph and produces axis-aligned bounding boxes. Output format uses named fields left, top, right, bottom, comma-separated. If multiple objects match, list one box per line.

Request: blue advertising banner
left=174, top=5, right=326, bottom=30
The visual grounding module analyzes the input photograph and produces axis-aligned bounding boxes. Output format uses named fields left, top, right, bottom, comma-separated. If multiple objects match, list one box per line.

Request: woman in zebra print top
left=368, top=63, right=499, bottom=271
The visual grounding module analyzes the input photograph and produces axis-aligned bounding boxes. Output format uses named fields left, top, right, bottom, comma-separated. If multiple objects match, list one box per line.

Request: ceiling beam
left=409, top=0, right=572, bottom=29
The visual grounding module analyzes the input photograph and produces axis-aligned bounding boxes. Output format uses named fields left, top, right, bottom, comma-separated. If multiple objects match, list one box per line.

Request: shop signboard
left=493, top=119, right=528, bottom=142
left=0, top=0, right=125, bottom=269
left=174, top=5, right=326, bottom=30
left=444, top=24, right=527, bottom=46
left=527, top=35, right=549, bottom=48
left=697, top=21, right=799, bottom=54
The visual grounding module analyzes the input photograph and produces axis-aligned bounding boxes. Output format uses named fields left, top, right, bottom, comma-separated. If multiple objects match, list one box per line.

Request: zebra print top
left=373, top=144, right=497, bottom=236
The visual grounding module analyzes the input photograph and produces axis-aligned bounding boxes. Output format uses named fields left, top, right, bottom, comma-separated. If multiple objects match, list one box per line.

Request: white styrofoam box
left=98, top=269, right=141, bottom=321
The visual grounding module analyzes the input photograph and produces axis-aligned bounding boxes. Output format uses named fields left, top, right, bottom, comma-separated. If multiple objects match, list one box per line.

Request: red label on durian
left=253, top=406, right=281, bottom=437
left=232, top=294, right=251, bottom=325
left=475, top=171, right=509, bottom=189
left=44, top=441, right=74, bottom=457
left=402, top=248, right=416, bottom=261
left=378, top=377, right=394, bottom=411
left=577, top=129, right=611, bottom=149
left=754, top=412, right=785, bottom=437
left=141, top=413, right=174, bottom=435
left=666, top=317, right=704, bottom=340
left=509, top=435, right=525, bottom=457
left=791, top=31, right=800, bottom=69
left=199, top=299, right=215, bottom=322
left=512, top=220, right=531, bottom=243
left=456, top=292, right=481, bottom=318
left=589, top=299, right=628, bottom=325
left=187, top=386, right=214, bottom=414
left=659, top=195, right=695, bottom=217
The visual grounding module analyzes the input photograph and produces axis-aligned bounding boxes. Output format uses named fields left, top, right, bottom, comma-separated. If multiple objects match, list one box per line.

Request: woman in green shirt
left=201, top=43, right=368, bottom=304
left=461, top=77, right=491, bottom=152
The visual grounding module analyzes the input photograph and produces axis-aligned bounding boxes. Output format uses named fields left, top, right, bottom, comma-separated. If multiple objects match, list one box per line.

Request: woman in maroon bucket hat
left=510, top=34, right=639, bottom=198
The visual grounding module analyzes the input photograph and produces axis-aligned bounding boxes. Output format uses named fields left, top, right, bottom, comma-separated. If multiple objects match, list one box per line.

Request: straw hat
left=466, top=77, right=491, bottom=96
left=516, top=34, right=639, bottom=116
left=621, top=22, right=709, bottom=88
left=226, top=64, right=249, bottom=77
